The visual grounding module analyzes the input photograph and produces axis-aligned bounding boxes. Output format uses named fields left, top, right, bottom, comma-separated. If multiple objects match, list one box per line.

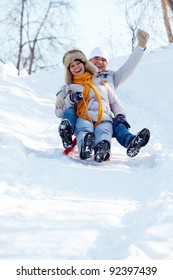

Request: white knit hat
left=63, top=49, right=98, bottom=84
left=88, top=47, right=109, bottom=62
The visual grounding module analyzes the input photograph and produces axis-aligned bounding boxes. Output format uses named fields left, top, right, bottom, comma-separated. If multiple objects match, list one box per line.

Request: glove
left=136, top=28, right=149, bottom=48
left=69, top=91, right=83, bottom=104
left=55, top=91, right=68, bottom=109
left=114, top=114, right=131, bottom=129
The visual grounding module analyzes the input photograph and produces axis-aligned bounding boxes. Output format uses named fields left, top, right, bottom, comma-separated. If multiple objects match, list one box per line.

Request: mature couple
left=55, top=29, right=150, bottom=163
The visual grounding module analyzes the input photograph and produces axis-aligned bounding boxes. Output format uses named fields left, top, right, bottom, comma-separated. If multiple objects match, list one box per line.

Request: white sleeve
left=112, top=45, right=145, bottom=89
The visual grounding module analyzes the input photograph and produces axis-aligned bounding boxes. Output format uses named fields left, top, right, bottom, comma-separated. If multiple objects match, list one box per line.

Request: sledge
left=63, top=137, right=111, bottom=163
left=63, top=137, right=77, bottom=155
left=62, top=128, right=151, bottom=163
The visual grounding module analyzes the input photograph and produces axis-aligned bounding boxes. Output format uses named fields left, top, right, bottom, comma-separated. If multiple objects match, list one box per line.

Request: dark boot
left=80, top=132, right=95, bottom=160
left=94, top=140, right=111, bottom=163
left=127, top=128, right=150, bottom=157
left=59, top=119, right=73, bottom=149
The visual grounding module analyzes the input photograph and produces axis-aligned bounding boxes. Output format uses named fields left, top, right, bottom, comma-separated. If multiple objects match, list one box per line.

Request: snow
left=0, top=45, right=173, bottom=260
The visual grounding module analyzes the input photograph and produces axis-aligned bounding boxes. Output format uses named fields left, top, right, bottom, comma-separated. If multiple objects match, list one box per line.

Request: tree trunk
left=16, top=0, right=25, bottom=74
left=28, top=47, right=34, bottom=75
left=161, top=0, right=173, bottom=42
left=166, top=0, right=173, bottom=12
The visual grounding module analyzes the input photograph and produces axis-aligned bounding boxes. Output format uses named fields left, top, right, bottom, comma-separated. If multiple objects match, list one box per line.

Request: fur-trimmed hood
left=63, top=49, right=98, bottom=84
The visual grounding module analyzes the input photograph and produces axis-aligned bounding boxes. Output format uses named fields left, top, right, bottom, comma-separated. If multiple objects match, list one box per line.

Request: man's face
left=90, top=56, right=107, bottom=72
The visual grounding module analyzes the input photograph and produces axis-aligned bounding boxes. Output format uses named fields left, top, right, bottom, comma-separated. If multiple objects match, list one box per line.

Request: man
left=55, top=29, right=150, bottom=157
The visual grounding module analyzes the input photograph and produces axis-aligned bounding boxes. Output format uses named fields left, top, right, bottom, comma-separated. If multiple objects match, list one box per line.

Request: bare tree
left=125, top=0, right=149, bottom=51
left=16, top=0, right=25, bottom=73
left=166, top=0, right=173, bottom=12
left=0, top=0, right=76, bottom=74
left=161, top=0, right=173, bottom=42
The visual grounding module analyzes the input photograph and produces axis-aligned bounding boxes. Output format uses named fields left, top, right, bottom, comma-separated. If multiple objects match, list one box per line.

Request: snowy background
left=0, top=44, right=173, bottom=260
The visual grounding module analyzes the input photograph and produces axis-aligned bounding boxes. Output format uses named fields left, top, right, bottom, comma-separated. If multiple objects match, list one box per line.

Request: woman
left=55, top=49, right=126, bottom=162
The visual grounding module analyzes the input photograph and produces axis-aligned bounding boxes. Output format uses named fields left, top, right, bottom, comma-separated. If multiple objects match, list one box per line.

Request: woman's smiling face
left=69, top=60, right=85, bottom=76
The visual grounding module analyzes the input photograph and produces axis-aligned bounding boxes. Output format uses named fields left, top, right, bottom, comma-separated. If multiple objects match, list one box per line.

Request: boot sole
left=94, top=140, right=110, bottom=163
left=80, top=132, right=95, bottom=160
left=59, top=120, right=73, bottom=149
left=127, top=128, right=150, bottom=157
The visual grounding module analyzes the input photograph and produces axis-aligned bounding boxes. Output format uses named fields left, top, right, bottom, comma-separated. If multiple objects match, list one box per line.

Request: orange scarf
left=73, top=72, right=103, bottom=126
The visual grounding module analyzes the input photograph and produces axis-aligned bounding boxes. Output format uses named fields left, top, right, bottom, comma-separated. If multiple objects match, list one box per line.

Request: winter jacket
left=94, top=46, right=144, bottom=89
left=55, top=79, right=125, bottom=123
left=55, top=46, right=145, bottom=122
left=56, top=46, right=145, bottom=98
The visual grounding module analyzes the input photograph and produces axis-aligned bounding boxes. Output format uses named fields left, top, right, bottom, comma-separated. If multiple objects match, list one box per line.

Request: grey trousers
left=75, top=117, right=113, bottom=153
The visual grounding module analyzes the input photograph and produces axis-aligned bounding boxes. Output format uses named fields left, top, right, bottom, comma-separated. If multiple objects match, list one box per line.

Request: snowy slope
left=0, top=45, right=173, bottom=260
